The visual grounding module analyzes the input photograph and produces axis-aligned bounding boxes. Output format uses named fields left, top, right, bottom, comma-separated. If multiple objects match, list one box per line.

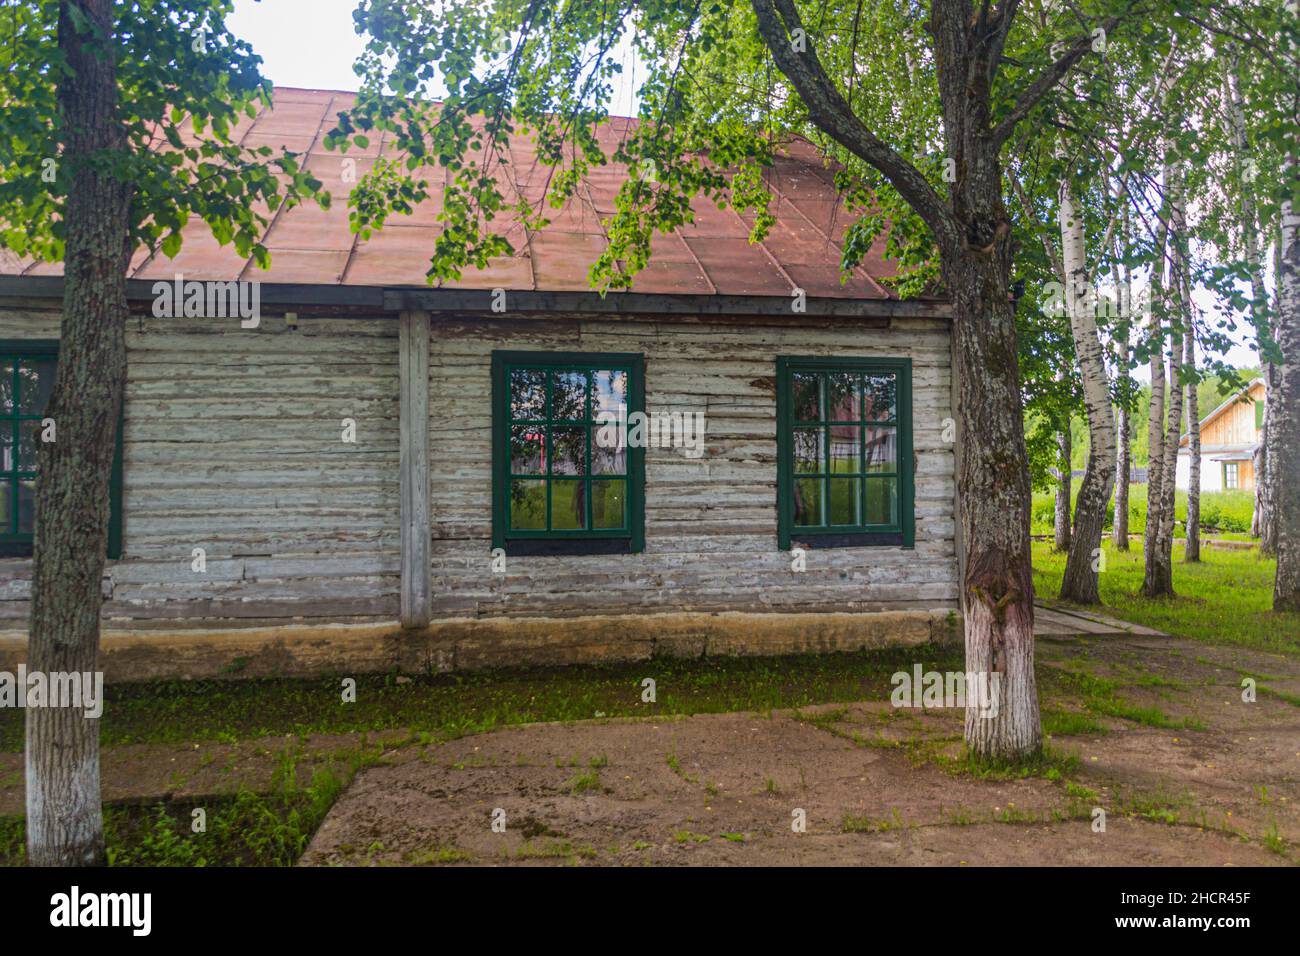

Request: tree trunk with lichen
left=945, top=240, right=1041, bottom=759
left=25, top=0, right=132, bottom=867
left=749, top=0, right=1043, bottom=760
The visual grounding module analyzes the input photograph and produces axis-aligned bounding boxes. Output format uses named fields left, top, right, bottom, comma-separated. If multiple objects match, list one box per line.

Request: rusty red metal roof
left=2, top=88, right=906, bottom=299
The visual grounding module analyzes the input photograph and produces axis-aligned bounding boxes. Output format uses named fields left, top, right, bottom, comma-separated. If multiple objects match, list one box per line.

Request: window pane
left=0, top=426, right=11, bottom=472
left=865, top=477, right=897, bottom=525
left=793, top=428, right=823, bottom=474
left=592, top=479, right=626, bottom=529
left=510, top=368, right=546, bottom=420
left=0, top=362, right=12, bottom=413
left=551, top=480, right=587, bottom=530
left=591, top=425, right=626, bottom=475
left=18, top=421, right=40, bottom=472
left=828, top=425, right=860, bottom=474
left=792, top=372, right=821, bottom=422
left=794, top=477, right=823, bottom=526
left=593, top=370, right=628, bottom=415
left=863, top=373, right=896, bottom=422
left=18, top=358, right=56, bottom=415
left=16, top=479, right=35, bottom=534
left=509, top=426, right=545, bottom=474
left=828, top=477, right=860, bottom=526
left=551, top=370, right=588, bottom=421
left=509, top=479, right=546, bottom=530
left=864, top=427, right=896, bottom=473
left=827, top=372, right=860, bottom=421
left=551, top=427, right=587, bottom=475
left=0, top=480, right=10, bottom=533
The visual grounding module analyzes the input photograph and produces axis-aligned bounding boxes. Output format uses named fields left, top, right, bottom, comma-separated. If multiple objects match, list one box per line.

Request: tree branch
left=750, top=0, right=957, bottom=245
left=990, top=9, right=1130, bottom=147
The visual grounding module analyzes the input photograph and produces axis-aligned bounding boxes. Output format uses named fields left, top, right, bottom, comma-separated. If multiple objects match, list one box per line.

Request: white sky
left=227, top=0, right=1260, bottom=371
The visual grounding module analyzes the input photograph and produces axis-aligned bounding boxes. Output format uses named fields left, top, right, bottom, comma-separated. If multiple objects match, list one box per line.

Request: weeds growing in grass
left=1, top=745, right=381, bottom=867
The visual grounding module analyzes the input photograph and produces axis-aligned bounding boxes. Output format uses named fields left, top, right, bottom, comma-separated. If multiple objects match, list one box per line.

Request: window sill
left=790, top=532, right=907, bottom=549
left=502, top=538, right=635, bottom=557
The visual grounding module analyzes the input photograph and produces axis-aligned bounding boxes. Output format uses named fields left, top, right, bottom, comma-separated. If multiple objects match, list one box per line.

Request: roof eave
left=0, top=275, right=952, bottom=320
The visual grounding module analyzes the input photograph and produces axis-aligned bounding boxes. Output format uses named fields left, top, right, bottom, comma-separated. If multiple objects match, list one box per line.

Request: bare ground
left=300, top=631, right=1300, bottom=867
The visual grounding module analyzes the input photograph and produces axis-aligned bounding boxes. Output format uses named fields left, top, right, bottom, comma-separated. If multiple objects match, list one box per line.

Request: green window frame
left=776, top=356, right=914, bottom=550
left=491, top=351, right=645, bottom=555
left=0, top=341, right=123, bottom=559
left=1223, top=462, right=1239, bottom=490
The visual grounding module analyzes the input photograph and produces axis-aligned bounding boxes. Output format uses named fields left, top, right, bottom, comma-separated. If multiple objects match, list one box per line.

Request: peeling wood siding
left=0, top=308, right=400, bottom=624
left=0, top=307, right=956, bottom=629
left=429, top=314, right=958, bottom=618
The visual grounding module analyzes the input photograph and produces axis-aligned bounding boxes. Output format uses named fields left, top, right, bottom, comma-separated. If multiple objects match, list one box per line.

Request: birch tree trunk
left=1228, top=50, right=1276, bottom=552
left=1114, top=404, right=1131, bottom=549
left=1059, top=167, right=1117, bottom=603
left=1143, top=202, right=1174, bottom=597
left=25, top=0, right=132, bottom=866
left=1111, top=213, right=1132, bottom=551
left=1152, top=159, right=1188, bottom=590
left=1184, top=327, right=1201, bottom=562
left=1265, top=231, right=1284, bottom=556
left=1144, top=267, right=1175, bottom=590
left=1273, top=1, right=1300, bottom=609
left=1054, top=423, right=1072, bottom=552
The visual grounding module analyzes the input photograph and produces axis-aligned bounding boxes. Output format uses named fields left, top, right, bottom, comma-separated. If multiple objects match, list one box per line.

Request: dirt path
left=301, top=631, right=1299, bottom=867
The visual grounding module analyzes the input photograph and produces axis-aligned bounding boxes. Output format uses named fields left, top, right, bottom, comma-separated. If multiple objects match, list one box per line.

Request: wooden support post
left=399, top=310, right=431, bottom=628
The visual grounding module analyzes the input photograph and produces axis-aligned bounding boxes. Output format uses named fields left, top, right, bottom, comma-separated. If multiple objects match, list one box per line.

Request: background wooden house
left=1176, top=379, right=1266, bottom=492
left=0, top=88, right=960, bottom=680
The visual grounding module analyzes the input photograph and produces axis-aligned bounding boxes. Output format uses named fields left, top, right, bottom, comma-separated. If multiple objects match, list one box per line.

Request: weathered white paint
left=428, top=314, right=958, bottom=618
left=1, top=308, right=400, bottom=624
left=1, top=306, right=958, bottom=636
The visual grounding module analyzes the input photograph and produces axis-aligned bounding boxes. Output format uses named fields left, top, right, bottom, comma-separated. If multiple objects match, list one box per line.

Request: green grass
left=1040, top=667, right=1203, bottom=731
left=0, top=646, right=967, bottom=753
left=1032, top=486, right=1256, bottom=539
left=1032, top=541, right=1300, bottom=654
left=0, top=746, right=380, bottom=867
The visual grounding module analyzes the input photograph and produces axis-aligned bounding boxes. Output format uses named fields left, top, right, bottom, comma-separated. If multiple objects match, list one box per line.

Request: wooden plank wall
left=1, top=306, right=956, bottom=630
left=428, top=314, right=958, bottom=618
left=0, top=307, right=400, bottom=626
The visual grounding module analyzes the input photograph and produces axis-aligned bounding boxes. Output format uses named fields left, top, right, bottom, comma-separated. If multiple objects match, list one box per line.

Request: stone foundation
left=0, top=609, right=960, bottom=683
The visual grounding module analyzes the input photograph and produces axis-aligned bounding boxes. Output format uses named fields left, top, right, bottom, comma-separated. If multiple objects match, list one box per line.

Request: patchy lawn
left=1032, top=540, right=1300, bottom=655
left=1, top=647, right=965, bottom=865
left=4, top=627, right=1297, bottom=866
left=3, top=543, right=1296, bottom=866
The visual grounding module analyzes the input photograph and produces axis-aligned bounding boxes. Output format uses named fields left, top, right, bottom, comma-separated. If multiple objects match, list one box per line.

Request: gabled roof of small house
left=1178, top=378, right=1265, bottom=448
left=0, top=87, right=920, bottom=304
